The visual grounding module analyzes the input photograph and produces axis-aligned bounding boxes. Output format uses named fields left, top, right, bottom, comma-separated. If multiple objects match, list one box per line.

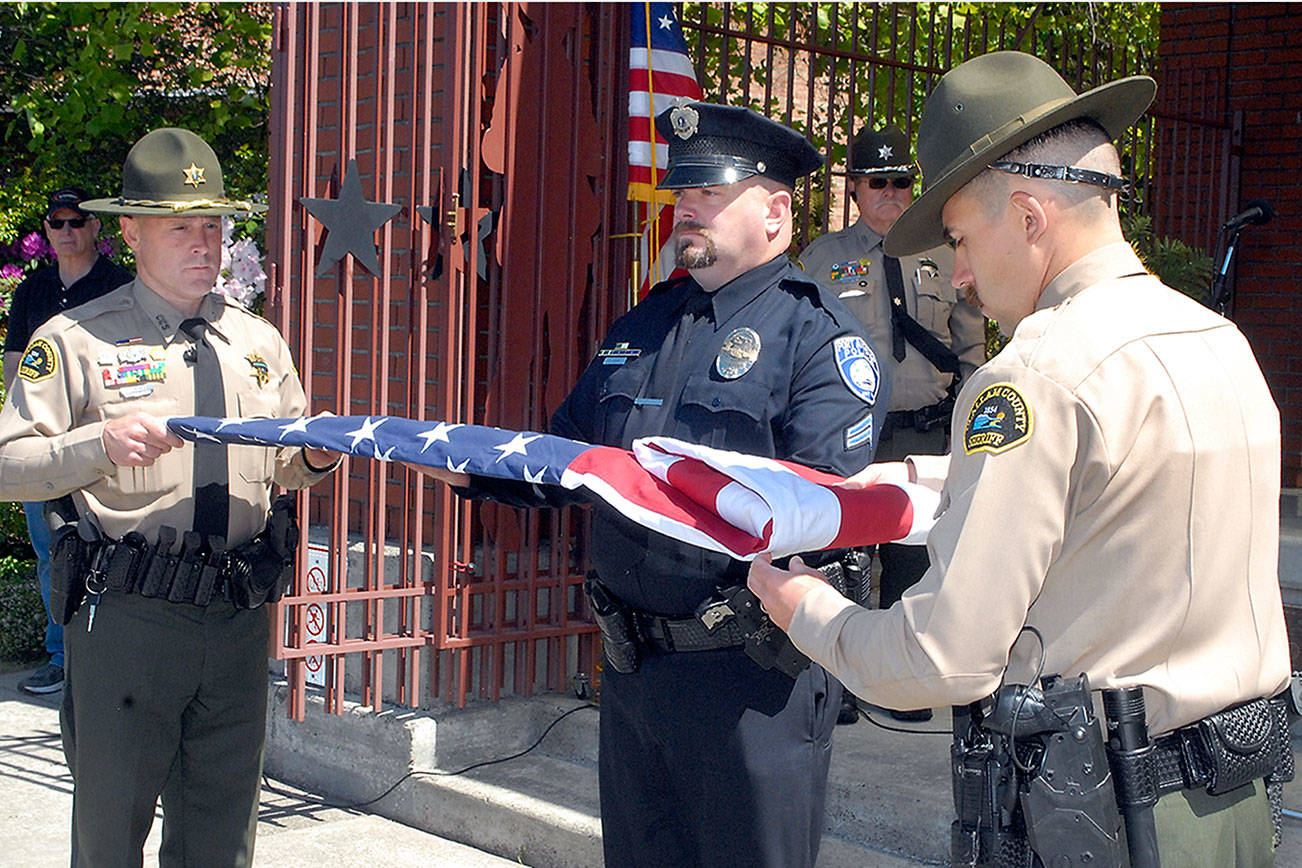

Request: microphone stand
left=1207, top=224, right=1245, bottom=316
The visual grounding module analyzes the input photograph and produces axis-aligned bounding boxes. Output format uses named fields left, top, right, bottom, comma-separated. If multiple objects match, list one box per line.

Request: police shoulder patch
left=18, top=338, right=57, bottom=383
left=833, top=335, right=879, bottom=405
left=964, top=383, right=1032, bottom=455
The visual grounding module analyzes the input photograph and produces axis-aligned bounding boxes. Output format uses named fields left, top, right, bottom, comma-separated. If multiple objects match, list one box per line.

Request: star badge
left=300, top=159, right=402, bottom=277
left=877, top=145, right=894, bottom=161
left=182, top=162, right=206, bottom=188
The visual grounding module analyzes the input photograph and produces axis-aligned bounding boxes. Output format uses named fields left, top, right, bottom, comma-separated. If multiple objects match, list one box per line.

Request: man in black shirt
left=3, top=188, right=131, bottom=694
left=414, top=103, right=886, bottom=867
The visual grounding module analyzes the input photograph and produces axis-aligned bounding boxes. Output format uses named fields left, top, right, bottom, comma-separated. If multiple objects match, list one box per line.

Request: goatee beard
left=674, top=229, right=717, bottom=269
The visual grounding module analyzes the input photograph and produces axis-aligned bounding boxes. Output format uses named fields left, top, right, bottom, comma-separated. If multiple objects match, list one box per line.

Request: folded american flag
left=166, top=415, right=938, bottom=560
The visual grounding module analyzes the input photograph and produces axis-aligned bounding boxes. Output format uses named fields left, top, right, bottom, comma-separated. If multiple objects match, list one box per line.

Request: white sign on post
left=301, top=541, right=331, bottom=687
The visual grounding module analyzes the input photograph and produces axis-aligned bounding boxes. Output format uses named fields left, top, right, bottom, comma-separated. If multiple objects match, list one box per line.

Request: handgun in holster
left=46, top=495, right=91, bottom=625
left=703, top=584, right=811, bottom=679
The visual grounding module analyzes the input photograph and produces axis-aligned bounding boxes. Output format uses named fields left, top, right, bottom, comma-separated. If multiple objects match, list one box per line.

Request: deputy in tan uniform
left=800, top=125, right=984, bottom=722
left=0, top=128, right=338, bottom=866
left=750, top=52, right=1291, bottom=864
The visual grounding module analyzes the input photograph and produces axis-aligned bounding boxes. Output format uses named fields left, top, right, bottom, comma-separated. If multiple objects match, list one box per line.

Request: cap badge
left=182, top=162, right=207, bottom=188
left=669, top=104, right=700, bottom=140
left=716, top=327, right=761, bottom=379
left=878, top=144, right=894, bottom=160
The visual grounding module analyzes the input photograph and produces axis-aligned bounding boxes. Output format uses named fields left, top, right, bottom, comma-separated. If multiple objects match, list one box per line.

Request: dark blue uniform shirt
left=470, top=254, right=887, bottom=615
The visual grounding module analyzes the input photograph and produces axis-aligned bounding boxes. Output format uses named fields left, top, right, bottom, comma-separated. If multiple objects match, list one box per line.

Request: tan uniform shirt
left=788, top=242, right=1290, bottom=735
left=800, top=222, right=985, bottom=411
left=0, top=279, right=329, bottom=548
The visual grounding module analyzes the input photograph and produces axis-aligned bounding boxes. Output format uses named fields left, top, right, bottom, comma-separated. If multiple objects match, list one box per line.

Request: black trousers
left=62, top=592, right=269, bottom=867
left=598, top=646, right=840, bottom=867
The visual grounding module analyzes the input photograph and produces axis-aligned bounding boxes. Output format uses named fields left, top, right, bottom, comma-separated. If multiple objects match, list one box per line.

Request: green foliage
left=1121, top=213, right=1214, bottom=303
left=0, top=555, right=44, bottom=663
left=0, top=3, right=273, bottom=246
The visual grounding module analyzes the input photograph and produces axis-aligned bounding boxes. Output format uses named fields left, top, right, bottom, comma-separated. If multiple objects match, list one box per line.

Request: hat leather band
left=851, top=163, right=915, bottom=176
left=988, top=160, right=1130, bottom=197
left=669, top=154, right=765, bottom=175
left=112, top=197, right=258, bottom=213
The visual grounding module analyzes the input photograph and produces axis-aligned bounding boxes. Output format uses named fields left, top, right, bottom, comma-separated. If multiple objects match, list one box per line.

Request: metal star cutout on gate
left=300, top=159, right=402, bottom=277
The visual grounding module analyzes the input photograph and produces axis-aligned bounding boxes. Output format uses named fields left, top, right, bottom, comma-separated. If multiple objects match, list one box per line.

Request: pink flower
left=19, top=231, right=50, bottom=261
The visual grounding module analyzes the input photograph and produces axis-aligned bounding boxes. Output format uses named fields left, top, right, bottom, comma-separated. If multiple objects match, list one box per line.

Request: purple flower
left=19, top=231, right=48, bottom=261
left=96, top=238, right=114, bottom=256
left=0, top=263, right=22, bottom=281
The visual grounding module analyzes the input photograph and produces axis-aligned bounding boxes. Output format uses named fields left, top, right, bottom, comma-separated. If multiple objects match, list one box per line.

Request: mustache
left=674, top=220, right=709, bottom=235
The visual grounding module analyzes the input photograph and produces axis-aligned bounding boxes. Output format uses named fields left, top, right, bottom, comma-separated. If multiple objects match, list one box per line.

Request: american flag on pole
left=628, top=2, right=701, bottom=298
left=167, top=415, right=938, bottom=561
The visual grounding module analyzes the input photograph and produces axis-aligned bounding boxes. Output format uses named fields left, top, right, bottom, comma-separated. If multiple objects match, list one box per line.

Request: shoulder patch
left=964, top=383, right=1032, bottom=455
left=833, top=335, right=879, bottom=404
left=18, top=338, right=57, bottom=383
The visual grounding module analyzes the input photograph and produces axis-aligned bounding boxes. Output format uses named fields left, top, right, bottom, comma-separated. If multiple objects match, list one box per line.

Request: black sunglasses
left=866, top=177, right=913, bottom=190
left=46, top=217, right=89, bottom=229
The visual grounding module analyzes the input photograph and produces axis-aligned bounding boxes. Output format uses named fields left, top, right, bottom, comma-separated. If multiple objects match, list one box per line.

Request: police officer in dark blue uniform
left=419, top=102, right=886, bottom=867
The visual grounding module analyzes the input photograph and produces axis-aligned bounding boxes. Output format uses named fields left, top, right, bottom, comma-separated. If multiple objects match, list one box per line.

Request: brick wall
left=1161, top=4, right=1302, bottom=486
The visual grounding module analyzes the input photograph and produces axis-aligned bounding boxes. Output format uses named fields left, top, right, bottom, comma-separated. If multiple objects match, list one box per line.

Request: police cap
left=655, top=102, right=822, bottom=190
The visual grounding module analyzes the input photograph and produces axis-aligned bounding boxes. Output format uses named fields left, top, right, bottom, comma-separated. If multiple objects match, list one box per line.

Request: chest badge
left=833, top=335, right=880, bottom=404
left=245, top=352, right=270, bottom=387
left=716, top=327, right=761, bottom=380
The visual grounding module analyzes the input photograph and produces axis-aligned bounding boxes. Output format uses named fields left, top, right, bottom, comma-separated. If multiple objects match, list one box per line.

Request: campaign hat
left=654, top=101, right=822, bottom=190
left=837, top=125, right=917, bottom=177
left=884, top=51, right=1154, bottom=256
left=81, top=127, right=266, bottom=217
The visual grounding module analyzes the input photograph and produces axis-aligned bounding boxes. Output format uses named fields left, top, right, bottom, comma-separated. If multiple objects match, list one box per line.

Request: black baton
left=1104, top=687, right=1161, bottom=868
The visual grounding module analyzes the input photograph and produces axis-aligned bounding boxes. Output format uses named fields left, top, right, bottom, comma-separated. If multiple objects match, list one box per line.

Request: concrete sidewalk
left=0, top=670, right=517, bottom=867
left=7, top=664, right=1302, bottom=866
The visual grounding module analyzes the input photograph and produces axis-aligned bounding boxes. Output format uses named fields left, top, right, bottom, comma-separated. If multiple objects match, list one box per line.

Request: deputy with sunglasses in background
left=3, top=188, right=132, bottom=696
left=800, top=126, right=984, bottom=723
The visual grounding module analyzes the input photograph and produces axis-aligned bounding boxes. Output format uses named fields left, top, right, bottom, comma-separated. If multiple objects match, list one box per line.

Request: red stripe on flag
left=629, top=69, right=701, bottom=98
left=826, top=485, right=915, bottom=549
left=567, top=448, right=766, bottom=555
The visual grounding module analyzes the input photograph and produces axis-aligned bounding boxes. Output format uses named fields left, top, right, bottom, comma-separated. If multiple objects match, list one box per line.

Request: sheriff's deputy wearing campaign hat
left=0, top=128, right=335, bottom=866
left=801, top=125, right=984, bottom=716
left=752, top=52, right=1290, bottom=865
left=419, top=101, right=885, bottom=868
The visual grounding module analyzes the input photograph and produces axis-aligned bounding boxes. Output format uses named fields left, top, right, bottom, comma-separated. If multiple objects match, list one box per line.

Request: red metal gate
left=267, top=2, right=628, bottom=717
left=266, top=3, right=1232, bottom=720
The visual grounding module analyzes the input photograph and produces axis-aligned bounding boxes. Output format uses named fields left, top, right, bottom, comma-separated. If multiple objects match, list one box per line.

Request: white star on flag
left=345, top=416, right=386, bottom=449
left=418, top=421, right=461, bottom=452
left=278, top=417, right=312, bottom=438
left=447, top=456, right=470, bottom=473
left=493, top=432, right=541, bottom=462
left=878, top=144, right=893, bottom=160
left=658, top=13, right=673, bottom=29
left=523, top=466, right=547, bottom=484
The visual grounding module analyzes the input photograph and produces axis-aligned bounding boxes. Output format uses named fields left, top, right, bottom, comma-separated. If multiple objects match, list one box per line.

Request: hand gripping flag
left=167, top=415, right=938, bottom=560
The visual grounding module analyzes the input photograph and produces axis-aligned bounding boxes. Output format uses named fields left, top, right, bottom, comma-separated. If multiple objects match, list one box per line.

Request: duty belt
left=884, top=401, right=952, bottom=436
left=92, top=528, right=237, bottom=607
left=630, top=608, right=748, bottom=653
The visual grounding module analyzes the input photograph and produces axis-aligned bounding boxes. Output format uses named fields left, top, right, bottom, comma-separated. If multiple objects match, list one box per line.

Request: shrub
left=0, top=555, right=44, bottom=663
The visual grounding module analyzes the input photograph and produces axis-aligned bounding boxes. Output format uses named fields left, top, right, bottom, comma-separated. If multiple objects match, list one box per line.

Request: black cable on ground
left=855, top=709, right=950, bottom=736
left=261, top=702, right=598, bottom=811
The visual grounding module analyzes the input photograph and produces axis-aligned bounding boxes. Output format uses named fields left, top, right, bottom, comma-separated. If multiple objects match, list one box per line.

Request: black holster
left=225, top=494, right=299, bottom=609
left=585, top=576, right=640, bottom=674
left=46, top=496, right=90, bottom=625
left=951, top=674, right=1126, bottom=867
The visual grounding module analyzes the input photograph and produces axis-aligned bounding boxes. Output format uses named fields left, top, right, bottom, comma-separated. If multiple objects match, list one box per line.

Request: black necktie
left=640, top=289, right=712, bottom=431
left=180, top=318, right=229, bottom=544
left=883, top=254, right=908, bottom=362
